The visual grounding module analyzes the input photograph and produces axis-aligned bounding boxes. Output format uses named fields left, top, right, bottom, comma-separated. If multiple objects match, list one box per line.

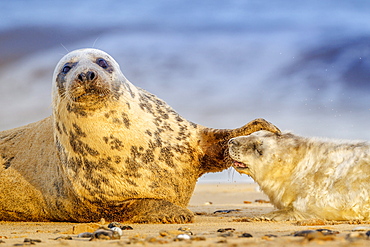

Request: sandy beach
left=1, top=183, right=369, bottom=246
left=1, top=2, right=370, bottom=246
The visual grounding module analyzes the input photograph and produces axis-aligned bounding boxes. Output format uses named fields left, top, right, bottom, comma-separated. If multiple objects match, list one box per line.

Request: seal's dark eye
left=97, top=58, right=108, bottom=69
left=62, top=65, right=71, bottom=74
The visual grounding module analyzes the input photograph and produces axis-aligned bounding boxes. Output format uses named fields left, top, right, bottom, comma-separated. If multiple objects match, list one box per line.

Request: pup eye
left=97, top=58, right=109, bottom=69
left=62, top=65, right=71, bottom=73
left=253, top=143, right=263, bottom=156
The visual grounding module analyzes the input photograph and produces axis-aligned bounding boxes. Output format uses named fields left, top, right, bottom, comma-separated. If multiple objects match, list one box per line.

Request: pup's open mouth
left=233, top=160, right=248, bottom=169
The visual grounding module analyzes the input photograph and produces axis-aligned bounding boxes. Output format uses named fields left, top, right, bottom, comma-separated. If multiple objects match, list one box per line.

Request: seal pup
left=228, top=130, right=370, bottom=221
left=0, top=48, right=280, bottom=223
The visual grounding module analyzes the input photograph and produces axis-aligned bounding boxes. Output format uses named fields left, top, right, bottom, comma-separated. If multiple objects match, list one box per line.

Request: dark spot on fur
left=175, top=116, right=184, bottom=122
left=104, top=110, right=118, bottom=119
left=53, top=180, right=65, bottom=197
left=138, top=94, right=154, bottom=114
left=113, top=118, right=121, bottom=124
left=122, top=112, right=131, bottom=128
left=162, top=122, right=174, bottom=131
left=123, top=83, right=136, bottom=99
left=2, top=156, right=14, bottom=169
left=190, top=122, right=197, bottom=128
left=125, top=190, right=139, bottom=196
left=141, top=149, right=155, bottom=164
left=126, top=179, right=138, bottom=187
left=159, top=146, right=175, bottom=168
left=69, top=132, right=99, bottom=156
left=124, top=158, right=142, bottom=178
left=68, top=157, right=82, bottom=174
left=126, top=146, right=156, bottom=172
left=113, top=156, right=121, bottom=164
left=103, top=136, right=109, bottom=144
left=176, top=124, right=191, bottom=141
left=56, top=122, right=63, bottom=135
left=149, top=181, right=160, bottom=189
left=55, top=138, right=66, bottom=156
left=130, top=146, right=140, bottom=159
left=66, top=103, right=87, bottom=117
left=72, top=123, right=87, bottom=137
left=62, top=123, right=68, bottom=135
left=103, top=135, right=124, bottom=151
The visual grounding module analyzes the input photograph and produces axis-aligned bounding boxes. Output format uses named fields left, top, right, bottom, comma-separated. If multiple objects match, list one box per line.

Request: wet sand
left=0, top=183, right=369, bottom=246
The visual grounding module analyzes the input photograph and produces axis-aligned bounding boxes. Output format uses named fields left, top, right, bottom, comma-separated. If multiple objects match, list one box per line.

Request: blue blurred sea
left=0, top=0, right=370, bottom=183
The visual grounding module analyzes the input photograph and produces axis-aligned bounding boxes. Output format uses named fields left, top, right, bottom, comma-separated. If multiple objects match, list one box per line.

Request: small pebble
left=24, top=238, right=42, bottom=243
left=316, top=229, right=339, bottom=235
left=110, top=227, right=123, bottom=236
left=292, top=230, right=337, bottom=242
left=178, top=227, right=193, bottom=235
left=217, top=228, right=235, bottom=233
left=255, top=199, right=270, bottom=203
left=352, top=226, right=370, bottom=232
left=77, top=232, right=93, bottom=238
left=239, top=233, right=253, bottom=238
left=294, top=230, right=316, bottom=237
left=159, top=230, right=184, bottom=237
left=204, top=201, right=213, bottom=205
left=0, top=240, right=5, bottom=243
left=219, top=232, right=233, bottom=237
left=213, top=209, right=240, bottom=214
left=121, top=225, right=133, bottom=230
left=366, top=231, right=370, bottom=238
left=54, top=236, right=73, bottom=240
left=175, top=234, right=191, bottom=241
left=346, top=232, right=367, bottom=241
left=261, top=234, right=277, bottom=240
left=107, top=222, right=133, bottom=230
left=91, top=229, right=120, bottom=240
left=99, top=218, right=106, bottom=225
left=178, top=227, right=191, bottom=231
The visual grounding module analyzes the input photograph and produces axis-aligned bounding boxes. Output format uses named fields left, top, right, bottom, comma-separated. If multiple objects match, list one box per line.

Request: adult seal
left=229, top=130, right=370, bottom=221
left=0, top=48, right=280, bottom=223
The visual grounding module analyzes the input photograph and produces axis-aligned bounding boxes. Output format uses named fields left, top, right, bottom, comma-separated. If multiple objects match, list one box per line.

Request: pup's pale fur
left=229, top=130, right=370, bottom=221
left=0, top=49, right=280, bottom=223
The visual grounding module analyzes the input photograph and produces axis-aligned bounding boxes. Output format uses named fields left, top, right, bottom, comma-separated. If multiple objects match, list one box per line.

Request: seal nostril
left=87, top=71, right=96, bottom=81
left=78, top=73, right=85, bottom=82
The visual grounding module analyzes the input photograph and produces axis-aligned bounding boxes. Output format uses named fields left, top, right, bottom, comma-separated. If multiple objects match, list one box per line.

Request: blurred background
left=1, top=0, right=370, bottom=183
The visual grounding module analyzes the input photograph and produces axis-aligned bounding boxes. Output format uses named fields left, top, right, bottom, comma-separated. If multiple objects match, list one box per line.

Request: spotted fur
left=0, top=48, right=280, bottom=222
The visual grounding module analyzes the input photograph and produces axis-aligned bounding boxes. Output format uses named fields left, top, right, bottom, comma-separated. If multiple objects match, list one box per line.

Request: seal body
left=228, top=130, right=370, bottom=221
left=0, top=48, right=280, bottom=223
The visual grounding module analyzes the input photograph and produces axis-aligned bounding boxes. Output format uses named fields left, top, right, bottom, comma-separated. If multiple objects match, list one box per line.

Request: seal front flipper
left=112, top=199, right=194, bottom=223
left=198, top=118, right=280, bottom=174
left=257, top=209, right=311, bottom=221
